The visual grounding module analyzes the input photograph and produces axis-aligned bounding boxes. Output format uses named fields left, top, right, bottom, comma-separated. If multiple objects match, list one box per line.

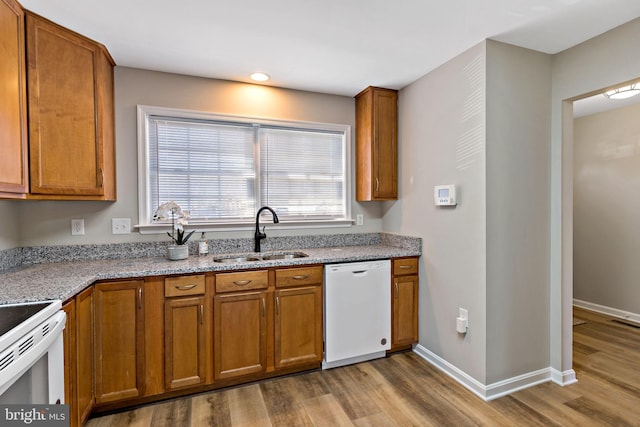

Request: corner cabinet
left=62, top=286, right=94, bottom=427
left=355, top=86, right=398, bottom=201
left=24, top=11, right=116, bottom=200
left=391, top=257, right=419, bottom=350
left=0, top=0, right=28, bottom=198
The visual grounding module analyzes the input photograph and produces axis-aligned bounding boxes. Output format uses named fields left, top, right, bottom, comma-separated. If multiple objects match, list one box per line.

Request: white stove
left=0, top=300, right=66, bottom=404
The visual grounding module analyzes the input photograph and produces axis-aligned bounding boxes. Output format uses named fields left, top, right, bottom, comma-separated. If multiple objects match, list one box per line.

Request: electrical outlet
left=356, top=214, right=364, bottom=226
left=112, top=218, right=131, bottom=234
left=457, top=307, right=469, bottom=334
left=71, top=219, right=85, bottom=236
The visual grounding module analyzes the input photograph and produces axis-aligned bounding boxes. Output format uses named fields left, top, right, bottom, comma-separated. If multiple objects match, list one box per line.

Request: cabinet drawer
left=393, top=258, right=418, bottom=276
left=165, top=275, right=205, bottom=297
left=216, top=270, right=268, bottom=293
left=275, top=266, right=323, bottom=288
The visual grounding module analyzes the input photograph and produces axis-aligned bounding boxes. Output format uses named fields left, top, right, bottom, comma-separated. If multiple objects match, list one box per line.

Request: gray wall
left=388, top=40, right=552, bottom=386
left=9, top=68, right=381, bottom=247
left=573, top=103, right=640, bottom=315
left=0, top=202, right=20, bottom=250
left=388, top=42, right=489, bottom=383
left=485, top=41, right=551, bottom=383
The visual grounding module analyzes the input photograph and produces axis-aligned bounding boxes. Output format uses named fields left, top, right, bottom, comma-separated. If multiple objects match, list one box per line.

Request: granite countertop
left=0, top=244, right=420, bottom=305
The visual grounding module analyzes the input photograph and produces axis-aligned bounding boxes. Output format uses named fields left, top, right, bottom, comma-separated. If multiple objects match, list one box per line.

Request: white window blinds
left=260, top=127, right=346, bottom=220
left=149, top=117, right=256, bottom=221
left=142, top=109, right=349, bottom=226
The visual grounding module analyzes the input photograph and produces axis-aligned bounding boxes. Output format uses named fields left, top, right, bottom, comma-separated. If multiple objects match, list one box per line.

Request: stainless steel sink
left=212, top=252, right=308, bottom=263
left=212, top=256, right=262, bottom=263
left=260, top=252, right=308, bottom=260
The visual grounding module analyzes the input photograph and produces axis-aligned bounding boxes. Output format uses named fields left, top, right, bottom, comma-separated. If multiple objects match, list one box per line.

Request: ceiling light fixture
left=250, top=72, right=270, bottom=82
left=603, top=83, right=640, bottom=100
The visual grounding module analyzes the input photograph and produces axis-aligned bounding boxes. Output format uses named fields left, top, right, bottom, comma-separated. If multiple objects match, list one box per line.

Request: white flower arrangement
left=153, top=201, right=195, bottom=245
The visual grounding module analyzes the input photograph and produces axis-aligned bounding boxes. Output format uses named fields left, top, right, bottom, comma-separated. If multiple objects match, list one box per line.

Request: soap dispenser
left=198, top=232, right=209, bottom=256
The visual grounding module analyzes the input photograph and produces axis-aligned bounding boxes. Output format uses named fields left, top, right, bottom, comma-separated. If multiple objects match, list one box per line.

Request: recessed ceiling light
left=603, top=83, right=640, bottom=100
left=250, top=72, right=270, bottom=82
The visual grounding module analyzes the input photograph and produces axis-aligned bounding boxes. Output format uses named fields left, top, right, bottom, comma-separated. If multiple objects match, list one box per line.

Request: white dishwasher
left=323, top=259, right=391, bottom=369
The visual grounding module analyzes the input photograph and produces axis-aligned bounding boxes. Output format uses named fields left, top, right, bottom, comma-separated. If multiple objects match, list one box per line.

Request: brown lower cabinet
left=274, top=266, right=323, bottom=368
left=63, top=286, right=94, bottom=427
left=94, top=280, right=145, bottom=403
left=391, top=257, right=419, bottom=349
left=66, top=260, right=417, bottom=423
left=164, top=274, right=210, bottom=390
left=214, top=290, right=268, bottom=380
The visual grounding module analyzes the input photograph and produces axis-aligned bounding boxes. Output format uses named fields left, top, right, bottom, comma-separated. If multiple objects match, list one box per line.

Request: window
left=137, top=105, right=351, bottom=231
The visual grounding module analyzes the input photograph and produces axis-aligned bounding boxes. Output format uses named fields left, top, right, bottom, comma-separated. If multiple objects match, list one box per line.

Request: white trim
left=573, top=299, right=640, bottom=324
left=551, top=367, right=578, bottom=386
left=136, top=104, right=352, bottom=229
left=413, top=344, right=487, bottom=399
left=413, top=345, right=566, bottom=401
left=135, top=219, right=355, bottom=234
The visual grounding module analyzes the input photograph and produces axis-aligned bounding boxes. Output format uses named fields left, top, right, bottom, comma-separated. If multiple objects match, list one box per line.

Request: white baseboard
left=551, top=367, right=578, bottom=386
left=573, top=299, right=640, bottom=324
left=413, top=345, right=574, bottom=401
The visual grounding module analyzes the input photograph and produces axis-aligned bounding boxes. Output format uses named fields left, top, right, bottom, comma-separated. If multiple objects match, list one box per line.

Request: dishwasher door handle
left=351, top=270, right=368, bottom=275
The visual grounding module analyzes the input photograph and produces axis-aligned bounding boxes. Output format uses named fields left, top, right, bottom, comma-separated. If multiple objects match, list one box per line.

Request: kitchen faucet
left=254, top=206, right=279, bottom=252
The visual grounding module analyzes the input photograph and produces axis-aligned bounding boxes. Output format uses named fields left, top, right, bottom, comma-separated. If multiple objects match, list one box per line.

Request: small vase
left=167, top=244, right=189, bottom=261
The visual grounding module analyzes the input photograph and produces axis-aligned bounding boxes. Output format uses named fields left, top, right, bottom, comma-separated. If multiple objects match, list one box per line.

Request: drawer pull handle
left=233, top=280, right=252, bottom=286
left=292, top=275, right=309, bottom=280
left=175, top=284, right=197, bottom=290
left=399, top=265, right=412, bottom=269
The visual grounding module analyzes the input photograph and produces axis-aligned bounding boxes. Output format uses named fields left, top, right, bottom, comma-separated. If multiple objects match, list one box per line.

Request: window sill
left=136, top=219, right=355, bottom=235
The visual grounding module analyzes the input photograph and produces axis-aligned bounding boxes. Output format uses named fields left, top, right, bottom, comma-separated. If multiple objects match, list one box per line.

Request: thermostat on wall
left=434, top=185, right=457, bottom=206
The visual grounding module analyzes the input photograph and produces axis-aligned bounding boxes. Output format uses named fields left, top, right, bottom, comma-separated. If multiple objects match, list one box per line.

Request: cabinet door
left=356, top=86, right=398, bottom=201
left=94, top=280, right=145, bottom=403
left=75, top=287, right=94, bottom=424
left=164, top=296, right=208, bottom=390
left=372, top=88, right=398, bottom=199
left=0, top=0, right=28, bottom=197
left=214, top=291, right=267, bottom=380
left=62, top=300, right=77, bottom=427
left=392, top=274, right=419, bottom=348
left=25, top=12, right=115, bottom=198
left=274, top=286, right=323, bottom=369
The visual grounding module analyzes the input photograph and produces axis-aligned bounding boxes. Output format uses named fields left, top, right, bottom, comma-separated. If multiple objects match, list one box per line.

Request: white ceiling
left=18, top=0, right=640, bottom=97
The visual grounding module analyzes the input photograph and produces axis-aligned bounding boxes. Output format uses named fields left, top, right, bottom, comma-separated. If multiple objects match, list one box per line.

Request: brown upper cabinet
left=355, top=86, right=398, bottom=201
left=0, top=3, right=116, bottom=200
left=25, top=11, right=116, bottom=200
left=0, top=0, right=29, bottom=198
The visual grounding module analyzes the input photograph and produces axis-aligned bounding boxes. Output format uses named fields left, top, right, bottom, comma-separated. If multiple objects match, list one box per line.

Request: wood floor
left=86, top=307, right=640, bottom=426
